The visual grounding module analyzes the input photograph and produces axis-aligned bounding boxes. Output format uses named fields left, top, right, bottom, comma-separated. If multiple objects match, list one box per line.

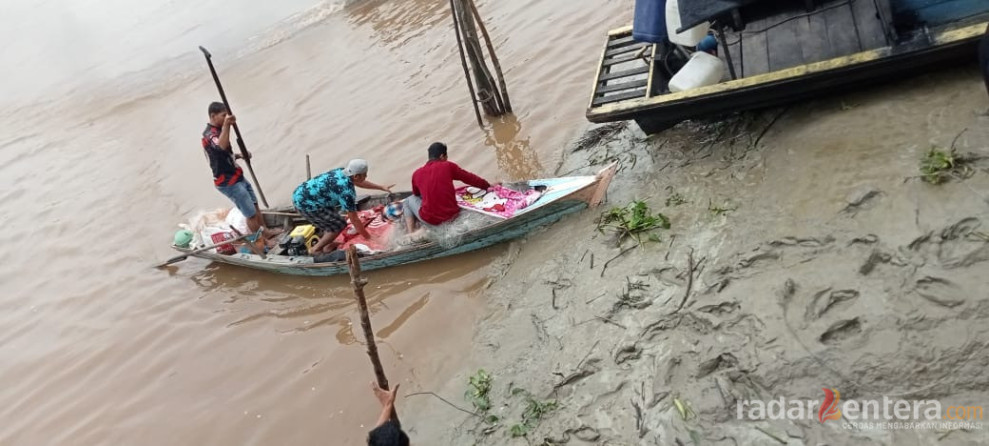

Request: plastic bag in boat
left=224, top=207, right=250, bottom=235
left=183, top=208, right=231, bottom=247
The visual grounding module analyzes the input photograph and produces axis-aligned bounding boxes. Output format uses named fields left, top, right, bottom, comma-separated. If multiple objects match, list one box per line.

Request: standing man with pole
left=198, top=46, right=269, bottom=208
left=201, top=102, right=276, bottom=241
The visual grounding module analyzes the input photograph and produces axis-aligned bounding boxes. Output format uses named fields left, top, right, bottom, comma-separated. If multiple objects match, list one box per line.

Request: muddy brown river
left=0, top=0, right=634, bottom=444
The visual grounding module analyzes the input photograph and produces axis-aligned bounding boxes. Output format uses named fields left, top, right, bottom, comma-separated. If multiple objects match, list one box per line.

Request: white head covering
left=343, top=159, right=368, bottom=176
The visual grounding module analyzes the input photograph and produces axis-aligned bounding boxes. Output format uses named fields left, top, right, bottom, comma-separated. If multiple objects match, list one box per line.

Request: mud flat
left=405, top=67, right=989, bottom=445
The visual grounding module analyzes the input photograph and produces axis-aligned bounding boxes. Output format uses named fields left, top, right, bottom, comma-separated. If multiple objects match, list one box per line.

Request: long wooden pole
left=449, top=0, right=484, bottom=127
left=153, top=232, right=253, bottom=268
left=466, top=0, right=512, bottom=113
left=346, top=245, right=399, bottom=425
left=198, top=46, right=270, bottom=208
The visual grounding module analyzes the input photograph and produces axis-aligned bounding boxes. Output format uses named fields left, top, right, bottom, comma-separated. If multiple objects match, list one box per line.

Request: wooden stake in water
left=449, top=0, right=484, bottom=127
left=466, top=0, right=512, bottom=113
left=346, top=245, right=400, bottom=425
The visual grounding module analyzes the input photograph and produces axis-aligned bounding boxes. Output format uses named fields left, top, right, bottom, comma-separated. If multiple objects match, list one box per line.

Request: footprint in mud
left=702, top=277, right=732, bottom=294
left=697, top=301, right=740, bottom=316
left=768, top=236, right=836, bottom=248
left=841, top=187, right=883, bottom=214
left=848, top=234, right=880, bottom=246
left=913, top=276, right=965, bottom=308
left=651, top=266, right=685, bottom=287
left=859, top=250, right=892, bottom=275
left=556, top=426, right=601, bottom=443
left=614, top=343, right=642, bottom=365
left=640, top=312, right=716, bottom=341
left=731, top=237, right=836, bottom=273
left=737, top=250, right=781, bottom=269
left=819, top=318, right=863, bottom=345
left=805, top=288, right=860, bottom=320
left=696, top=353, right=739, bottom=379
left=906, top=218, right=989, bottom=269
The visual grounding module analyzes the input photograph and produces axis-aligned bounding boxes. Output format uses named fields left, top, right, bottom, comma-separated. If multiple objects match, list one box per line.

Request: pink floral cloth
left=455, top=185, right=542, bottom=219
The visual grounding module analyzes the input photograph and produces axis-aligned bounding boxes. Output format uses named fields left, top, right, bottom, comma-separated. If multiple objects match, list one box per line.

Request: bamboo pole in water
left=449, top=0, right=484, bottom=127
left=456, top=0, right=501, bottom=116
left=466, top=0, right=512, bottom=113
left=346, top=245, right=400, bottom=424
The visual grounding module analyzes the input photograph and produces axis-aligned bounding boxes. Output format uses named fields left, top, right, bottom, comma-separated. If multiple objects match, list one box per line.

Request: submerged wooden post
left=449, top=0, right=484, bottom=127
left=466, top=0, right=512, bottom=113
left=456, top=0, right=502, bottom=116
left=346, top=245, right=400, bottom=424
left=449, top=0, right=512, bottom=122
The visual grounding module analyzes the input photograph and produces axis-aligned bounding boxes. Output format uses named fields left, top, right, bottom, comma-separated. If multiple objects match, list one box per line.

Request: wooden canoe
left=170, top=164, right=617, bottom=276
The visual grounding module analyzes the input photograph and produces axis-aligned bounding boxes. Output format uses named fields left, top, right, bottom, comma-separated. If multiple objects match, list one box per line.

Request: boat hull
left=587, top=12, right=989, bottom=134
left=178, top=199, right=588, bottom=276
left=170, top=165, right=617, bottom=277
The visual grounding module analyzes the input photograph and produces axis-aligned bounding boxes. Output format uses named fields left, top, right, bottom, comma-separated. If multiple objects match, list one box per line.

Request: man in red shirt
left=402, top=142, right=495, bottom=233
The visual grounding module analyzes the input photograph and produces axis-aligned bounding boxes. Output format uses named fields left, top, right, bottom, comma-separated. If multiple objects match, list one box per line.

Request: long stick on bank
left=198, top=46, right=270, bottom=208
left=346, top=245, right=400, bottom=424
left=449, top=0, right=484, bottom=127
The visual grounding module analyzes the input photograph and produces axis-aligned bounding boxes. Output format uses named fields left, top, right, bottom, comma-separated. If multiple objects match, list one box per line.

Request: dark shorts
left=216, top=180, right=258, bottom=218
left=297, top=205, right=348, bottom=234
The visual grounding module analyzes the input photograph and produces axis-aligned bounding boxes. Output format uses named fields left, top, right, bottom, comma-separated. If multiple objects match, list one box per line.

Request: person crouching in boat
left=293, top=159, right=394, bottom=255
left=202, top=102, right=279, bottom=242
left=402, top=142, right=498, bottom=234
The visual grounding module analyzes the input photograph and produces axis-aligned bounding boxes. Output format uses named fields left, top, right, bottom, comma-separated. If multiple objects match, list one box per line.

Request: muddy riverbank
left=404, top=67, right=989, bottom=445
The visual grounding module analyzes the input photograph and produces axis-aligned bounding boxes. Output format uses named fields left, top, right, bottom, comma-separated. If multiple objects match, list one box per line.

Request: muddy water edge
left=410, top=68, right=989, bottom=445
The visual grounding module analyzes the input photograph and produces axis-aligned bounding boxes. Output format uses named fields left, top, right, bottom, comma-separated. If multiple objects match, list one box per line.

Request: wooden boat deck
left=588, top=0, right=989, bottom=134
left=728, top=0, right=890, bottom=78
left=591, top=0, right=892, bottom=108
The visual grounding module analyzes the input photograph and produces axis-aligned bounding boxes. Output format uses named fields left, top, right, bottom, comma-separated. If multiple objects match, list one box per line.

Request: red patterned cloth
left=332, top=207, right=395, bottom=252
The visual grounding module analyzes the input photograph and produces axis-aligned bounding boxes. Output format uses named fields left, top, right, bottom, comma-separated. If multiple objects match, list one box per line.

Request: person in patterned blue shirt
left=293, top=159, right=393, bottom=254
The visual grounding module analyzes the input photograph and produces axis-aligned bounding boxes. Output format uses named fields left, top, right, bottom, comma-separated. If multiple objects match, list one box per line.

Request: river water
left=0, top=0, right=635, bottom=444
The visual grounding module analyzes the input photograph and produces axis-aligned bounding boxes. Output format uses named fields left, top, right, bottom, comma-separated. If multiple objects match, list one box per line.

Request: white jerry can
left=668, top=51, right=726, bottom=92
left=666, top=0, right=711, bottom=47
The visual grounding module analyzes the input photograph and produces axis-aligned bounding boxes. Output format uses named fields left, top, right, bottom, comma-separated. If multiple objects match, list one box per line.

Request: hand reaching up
left=371, top=381, right=399, bottom=408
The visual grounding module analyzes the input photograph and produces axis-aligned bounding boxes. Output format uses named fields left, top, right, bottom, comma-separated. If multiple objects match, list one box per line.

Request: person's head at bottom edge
left=368, top=420, right=409, bottom=446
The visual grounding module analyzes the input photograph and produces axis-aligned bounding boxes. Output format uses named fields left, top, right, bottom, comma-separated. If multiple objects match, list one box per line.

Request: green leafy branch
left=597, top=200, right=671, bottom=247
left=509, top=389, right=558, bottom=438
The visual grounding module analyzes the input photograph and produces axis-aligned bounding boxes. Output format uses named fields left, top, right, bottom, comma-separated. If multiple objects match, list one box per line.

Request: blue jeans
left=216, top=180, right=258, bottom=218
